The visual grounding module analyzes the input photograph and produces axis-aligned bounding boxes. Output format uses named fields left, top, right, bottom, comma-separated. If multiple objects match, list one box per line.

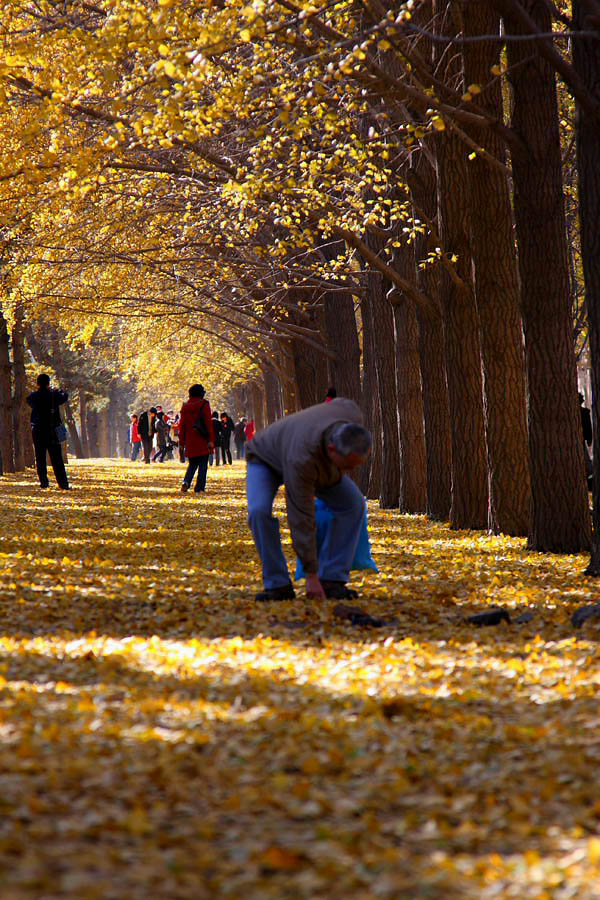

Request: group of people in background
left=128, top=394, right=255, bottom=486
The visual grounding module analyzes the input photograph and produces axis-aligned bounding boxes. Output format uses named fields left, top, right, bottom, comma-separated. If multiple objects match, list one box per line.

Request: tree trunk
left=504, top=0, right=591, bottom=551
left=461, top=0, right=531, bottom=537
left=64, top=401, right=84, bottom=458
left=86, top=407, right=99, bottom=457
left=11, top=305, right=30, bottom=471
left=263, top=363, right=283, bottom=424
left=432, top=8, right=489, bottom=530
left=572, top=0, right=600, bottom=570
left=409, top=156, right=453, bottom=521
left=394, top=293, right=427, bottom=513
left=98, top=407, right=110, bottom=457
left=278, top=341, right=300, bottom=415
left=323, top=275, right=362, bottom=404
left=0, top=311, right=15, bottom=474
left=79, top=390, right=90, bottom=457
left=363, top=269, right=400, bottom=508
left=360, top=292, right=383, bottom=499
left=249, top=381, right=265, bottom=432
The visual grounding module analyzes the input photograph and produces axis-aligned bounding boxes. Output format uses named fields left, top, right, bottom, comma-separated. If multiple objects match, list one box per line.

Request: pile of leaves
left=0, top=459, right=599, bottom=899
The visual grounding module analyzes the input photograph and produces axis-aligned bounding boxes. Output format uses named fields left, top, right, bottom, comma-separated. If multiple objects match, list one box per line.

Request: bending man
left=246, top=398, right=371, bottom=602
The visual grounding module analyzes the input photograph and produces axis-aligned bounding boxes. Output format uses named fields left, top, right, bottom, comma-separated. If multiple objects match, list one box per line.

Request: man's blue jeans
left=247, top=460, right=365, bottom=589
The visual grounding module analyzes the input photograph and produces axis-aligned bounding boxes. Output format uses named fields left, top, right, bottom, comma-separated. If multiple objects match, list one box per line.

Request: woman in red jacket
left=178, top=384, right=215, bottom=493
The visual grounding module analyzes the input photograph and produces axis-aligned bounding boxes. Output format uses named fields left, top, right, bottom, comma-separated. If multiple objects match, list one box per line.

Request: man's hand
left=305, top=572, right=326, bottom=600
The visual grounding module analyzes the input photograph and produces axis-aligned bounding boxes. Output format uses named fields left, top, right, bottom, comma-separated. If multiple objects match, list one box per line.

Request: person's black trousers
left=183, top=455, right=209, bottom=491
left=32, top=430, right=69, bottom=488
left=141, top=435, right=152, bottom=463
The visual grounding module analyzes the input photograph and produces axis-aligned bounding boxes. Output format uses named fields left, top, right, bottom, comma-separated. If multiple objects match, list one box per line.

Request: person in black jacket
left=26, top=373, right=69, bottom=489
left=220, top=412, right=234, bottom=465
left=210, top=411, right=224, bottom=465
left=580, top=392, right=593, bottom=489
left=137, top=407, right=157, bottom=463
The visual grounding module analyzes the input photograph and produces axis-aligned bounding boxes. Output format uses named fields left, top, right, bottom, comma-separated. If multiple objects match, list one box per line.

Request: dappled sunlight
left=1, top=460, right=600, bottom=896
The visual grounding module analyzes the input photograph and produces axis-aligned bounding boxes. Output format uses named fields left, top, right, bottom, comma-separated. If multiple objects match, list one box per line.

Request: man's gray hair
left=330, top=423, right=372, bottom=457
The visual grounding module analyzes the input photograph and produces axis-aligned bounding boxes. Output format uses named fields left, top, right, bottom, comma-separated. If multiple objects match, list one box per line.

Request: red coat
left=179, top=397, right=215, bottom=458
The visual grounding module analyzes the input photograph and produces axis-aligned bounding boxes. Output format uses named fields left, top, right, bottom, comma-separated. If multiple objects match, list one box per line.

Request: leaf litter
left=0, top=459, right=599, bottom=898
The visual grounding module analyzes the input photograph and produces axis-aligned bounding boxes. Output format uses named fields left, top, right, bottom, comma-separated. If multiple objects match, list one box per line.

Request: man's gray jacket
left=246, top=398, right=363, bottom=573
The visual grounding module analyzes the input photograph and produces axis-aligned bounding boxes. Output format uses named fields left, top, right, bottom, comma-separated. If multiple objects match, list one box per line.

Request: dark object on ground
left=467, top=608, right=511, bottom=626
left=255, top=583, right=296, bottom=602
left=514, top=610, right=536, bottom=624
left=571, top=603, right=600, bottom=628
left=333, top=602, right=383, bottom=627
left=321, top=580, right=359, bottom=600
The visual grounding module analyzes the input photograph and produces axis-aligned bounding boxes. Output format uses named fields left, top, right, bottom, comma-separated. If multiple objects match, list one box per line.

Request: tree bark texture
left=278, top=341, right=300, bottom=415
left=11, top=305, right=31, bottom=471
left=64, top=401, right=84, bottom=458
left=363, top=267, right=401, bottom=508
left=249, top=381, right=265, bottom=432
left=461, top=0, right=531, bottom=537
left=572, top=0, right=600, bottom=570
left=433, top=1, right=489, bottom=530
left=392, top=247, right=427, bottom=513
left=79, top=390, right=90, bottom=458
left=360, top=292, right=383, bottom=499
left=409, top=155, right=452, bottom=521
left=504, top=0, right=591, bottom=551
left=263, top=364, right=283, bottom=424
left=0, top=311, right=15, bottom=473
left=86, top=407, right=99, bottom=458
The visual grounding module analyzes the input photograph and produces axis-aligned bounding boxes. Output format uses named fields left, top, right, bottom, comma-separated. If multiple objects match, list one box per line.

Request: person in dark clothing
left=211, top=411, right=224, bottom=465
left=234, top=417, right=247, bottom=460
left=26, top=373, right=70, bottom=489
left=325, top=386, right=337, bottom=402
left=580, top=392, right=593, bottom=489
left=220, top=412, right=234, bottom=465
left=137, top=407, right=157, bottom=463
left=152, top=411, right=170, bottom=462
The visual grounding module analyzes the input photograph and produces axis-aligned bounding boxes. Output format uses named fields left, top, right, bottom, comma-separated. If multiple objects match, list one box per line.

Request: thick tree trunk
left=360, top=292, right=383, bottom=499
left=98, top=407, right=110, bottom=457
left=394, top=294, right=427, bottom=513
left=409, top=156, right=452, bottom=521
left=86, top=408, right=99, bottom=458
left=0, top=311, right=15, bottom=474
left=64, top=401, right=84, bottom=458
left=79, top=390, right=90, bottom=458
left=572, top=1, right=600, bottom=571
left=434, top=0, right=489, bottom=531
left=364, top=270, right=401, bottom=508
left=461, top=0, right=531, bottom=537
left=11, top=306, right=30, bottom=471
left=249, top=381, right=265, bottom=432
left=504, top=0, right=591, bottom=551
left=278, top=342, right=300, bottom=415
left=323, top=285, right=362, bottom=405
left=263, top=363, right=283, bottom=424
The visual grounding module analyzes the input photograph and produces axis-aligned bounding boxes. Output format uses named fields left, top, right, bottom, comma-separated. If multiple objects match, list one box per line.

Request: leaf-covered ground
left=1, top=459, right=600, bottom=899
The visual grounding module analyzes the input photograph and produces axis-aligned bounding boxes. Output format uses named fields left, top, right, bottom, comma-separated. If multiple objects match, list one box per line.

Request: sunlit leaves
left=0, top=460, right=599, bottom=896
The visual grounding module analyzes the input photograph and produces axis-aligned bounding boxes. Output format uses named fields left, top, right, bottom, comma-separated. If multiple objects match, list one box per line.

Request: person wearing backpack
left=26, top=373, right=70, bottom=490
left=178, top=384, right=215, bottom=493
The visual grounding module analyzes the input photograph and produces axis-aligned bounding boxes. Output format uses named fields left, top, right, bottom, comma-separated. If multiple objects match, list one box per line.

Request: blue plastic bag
left=295, top=497, right=378, bottom=580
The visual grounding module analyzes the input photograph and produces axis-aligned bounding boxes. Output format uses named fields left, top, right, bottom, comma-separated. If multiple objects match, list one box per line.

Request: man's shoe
left=255, top=583, right=296, bottom=602
left=40, top=483, right=49, bottom=489
left=59, top=484, right=70, bottom=490
left=321, top=580, right=359, bottom=600
left=181, top=483, right=189, bottom=493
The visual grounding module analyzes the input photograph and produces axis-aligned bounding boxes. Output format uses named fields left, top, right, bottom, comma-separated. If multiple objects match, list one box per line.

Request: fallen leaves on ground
left=0, top=459, right=600, bottom=899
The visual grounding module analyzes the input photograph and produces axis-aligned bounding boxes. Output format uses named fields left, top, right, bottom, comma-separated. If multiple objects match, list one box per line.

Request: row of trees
left=1, top=1, right=599, bottom=564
